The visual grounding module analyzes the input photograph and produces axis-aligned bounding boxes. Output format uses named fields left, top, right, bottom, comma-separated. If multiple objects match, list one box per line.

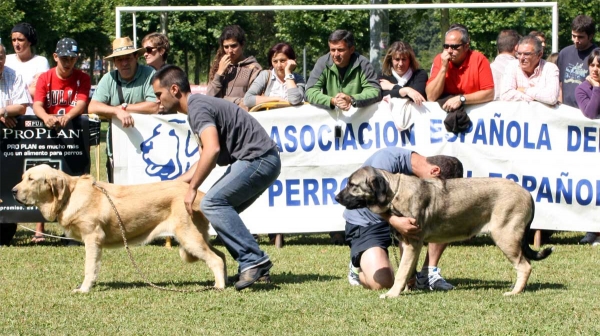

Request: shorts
left=345, top=221, right=392, bottom=268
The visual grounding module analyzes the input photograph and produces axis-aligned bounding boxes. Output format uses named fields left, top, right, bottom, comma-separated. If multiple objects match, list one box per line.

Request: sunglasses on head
left=443, top=43, right=464, bottom=50
left=144, top=46, right=157, bottom=54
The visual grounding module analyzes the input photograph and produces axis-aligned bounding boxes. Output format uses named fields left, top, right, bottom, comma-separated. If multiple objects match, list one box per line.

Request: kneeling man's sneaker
left=235, top=260, right=273, bottom=291
left=347, top=262, right=361, bottom=286
left=416, top=267, right=454, bottom=291
left=581, top=232, right=598, bottom=245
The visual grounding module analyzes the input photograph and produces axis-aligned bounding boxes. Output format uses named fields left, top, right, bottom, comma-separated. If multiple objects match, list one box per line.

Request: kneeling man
left=345, top=147, right=463, bottom=290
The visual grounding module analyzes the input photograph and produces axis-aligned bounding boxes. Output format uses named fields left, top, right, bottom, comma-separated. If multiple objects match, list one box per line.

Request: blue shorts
left=345, top=221, right=393, bottom=268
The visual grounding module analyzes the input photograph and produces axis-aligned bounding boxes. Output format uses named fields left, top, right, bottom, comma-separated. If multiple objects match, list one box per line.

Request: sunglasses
left=144, top=46, right=157, bottom=54
left=443, top=43, right=464, bottom=50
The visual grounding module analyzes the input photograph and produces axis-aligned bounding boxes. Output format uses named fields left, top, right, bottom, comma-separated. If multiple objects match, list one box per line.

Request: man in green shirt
left=305, top=29, right=381, bottom=111
left=88, top=36, right=158, bottom=181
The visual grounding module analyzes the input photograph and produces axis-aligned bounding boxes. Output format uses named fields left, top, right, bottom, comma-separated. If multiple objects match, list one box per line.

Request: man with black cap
left=88, top=36, right=158, bottom=182
left=29, top=38, right=91, bottom=241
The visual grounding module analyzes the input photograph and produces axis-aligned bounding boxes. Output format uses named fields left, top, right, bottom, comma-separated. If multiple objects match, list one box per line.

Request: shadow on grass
left=97, top=272, right=339, bottom=292
left=450, top=277, right=566, bottom=292
left=98, top=280, right=221, bottom=292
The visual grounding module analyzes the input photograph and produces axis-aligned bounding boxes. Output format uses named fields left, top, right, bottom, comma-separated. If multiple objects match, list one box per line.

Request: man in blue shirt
left=345, top=147, right=463, bottom=291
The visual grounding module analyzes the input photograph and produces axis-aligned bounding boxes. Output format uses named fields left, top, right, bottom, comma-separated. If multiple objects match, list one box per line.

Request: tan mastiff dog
left=336, top=166, right=553, bottom=298
left=12, top=164, right=226, bottom=293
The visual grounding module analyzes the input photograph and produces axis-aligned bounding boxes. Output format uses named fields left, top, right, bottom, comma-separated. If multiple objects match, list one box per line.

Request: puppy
left=12, top=164, right=226, bottom=293
left=336, top=166, right=552, bottom=298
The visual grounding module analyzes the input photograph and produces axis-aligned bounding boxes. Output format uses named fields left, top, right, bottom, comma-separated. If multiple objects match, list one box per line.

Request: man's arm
left=305, top=55, right=336, bottom=109
left=523, top=63, right=559, bottom=105
left=349, top=59, right=382, bottom=108
left=426, top=53, right=449, bottom=102
left=184, top=126, right=220, bottom=215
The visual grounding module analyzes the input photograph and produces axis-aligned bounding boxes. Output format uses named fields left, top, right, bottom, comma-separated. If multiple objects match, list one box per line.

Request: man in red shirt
left=31, top=37, right=91, bottom=241
left=426, top=25, right=494, bottom=112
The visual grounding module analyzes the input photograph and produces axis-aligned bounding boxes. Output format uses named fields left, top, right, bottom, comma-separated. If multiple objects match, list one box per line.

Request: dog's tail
left=521, top=195, right=553, bottom=261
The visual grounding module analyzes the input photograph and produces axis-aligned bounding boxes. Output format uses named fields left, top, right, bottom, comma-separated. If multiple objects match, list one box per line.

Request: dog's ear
left=367, top=174, right=389, bottom=205
left=45, top=173, right=71, bottom=220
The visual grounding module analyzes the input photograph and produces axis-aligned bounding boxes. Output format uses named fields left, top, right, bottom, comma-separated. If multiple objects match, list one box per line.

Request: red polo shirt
left=427, top=49, right=494, bottom=95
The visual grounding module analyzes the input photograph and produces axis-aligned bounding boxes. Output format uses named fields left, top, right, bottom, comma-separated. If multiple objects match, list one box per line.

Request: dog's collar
left=386, top=176, right=402, bottom=212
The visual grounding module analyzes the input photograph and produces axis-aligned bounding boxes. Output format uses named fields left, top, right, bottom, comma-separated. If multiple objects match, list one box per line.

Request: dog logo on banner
left=139, top=119, right=198, bottom=180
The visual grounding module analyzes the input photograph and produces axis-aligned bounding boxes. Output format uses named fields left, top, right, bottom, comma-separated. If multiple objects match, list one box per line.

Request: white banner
left=113, top=100, right=600, bottom=233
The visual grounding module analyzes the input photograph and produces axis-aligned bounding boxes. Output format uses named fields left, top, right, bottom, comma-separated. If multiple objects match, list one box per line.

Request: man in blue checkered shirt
left=0, top=43, right=30, bottom=128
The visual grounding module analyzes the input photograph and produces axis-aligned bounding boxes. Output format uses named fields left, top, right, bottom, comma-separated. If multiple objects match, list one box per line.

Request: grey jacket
left=243, top=70, right=306, bottom=108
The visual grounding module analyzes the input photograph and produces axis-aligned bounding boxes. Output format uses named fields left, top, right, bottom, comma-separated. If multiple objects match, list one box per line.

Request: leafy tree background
left=0, top=0, right=598, bottom=84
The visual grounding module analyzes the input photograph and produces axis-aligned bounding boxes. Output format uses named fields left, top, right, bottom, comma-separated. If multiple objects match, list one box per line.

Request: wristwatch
left=459, top=95, right=466, bottom=105
left=120, top=103, right=128, bottom=111
left=284, top=74, right=295, bottom=81
left=2, top=108, right=7, bottom=119
left=350, top=96, right=357, bottom=108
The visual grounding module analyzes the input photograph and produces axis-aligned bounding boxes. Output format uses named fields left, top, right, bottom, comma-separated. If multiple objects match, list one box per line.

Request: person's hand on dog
left=184, top=187, right=197, bottom=215
left=389, top=216, right=421, bottom=240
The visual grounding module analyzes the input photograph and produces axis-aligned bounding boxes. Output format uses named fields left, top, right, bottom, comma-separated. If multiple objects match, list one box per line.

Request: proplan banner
left=112, top=100, right=600, bottom=234
left=0, top=116, right=91, bottom=223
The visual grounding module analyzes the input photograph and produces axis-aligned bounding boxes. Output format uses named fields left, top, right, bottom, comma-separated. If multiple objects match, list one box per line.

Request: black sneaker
left=580, top=232, right=598, bottom=245
left=229, top=272, right=272, bottom=284
left=234, top=261, right=273, bottom=290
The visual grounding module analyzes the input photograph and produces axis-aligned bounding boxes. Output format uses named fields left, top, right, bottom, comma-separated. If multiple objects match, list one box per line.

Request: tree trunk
left=440, top=0, right=450, bottom=40
left=194, top=49, right=201, bottom=85
left=160, top=0, right=168, bottom=35
left=184, top=47, right=189, bottom=75
left=369, top=0, right=389, bottom=74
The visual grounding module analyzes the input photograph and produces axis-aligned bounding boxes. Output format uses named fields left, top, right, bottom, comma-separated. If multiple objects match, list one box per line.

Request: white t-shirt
left=6, top=54, right=50, bottom=114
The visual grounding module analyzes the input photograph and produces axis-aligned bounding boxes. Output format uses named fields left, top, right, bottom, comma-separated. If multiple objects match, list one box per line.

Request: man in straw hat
left=89, top=36, right=158, bottom=182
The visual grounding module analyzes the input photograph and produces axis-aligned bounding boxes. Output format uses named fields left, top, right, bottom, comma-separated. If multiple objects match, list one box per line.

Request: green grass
left=2, top=121, right=600, bottom=335
left=1, top=231, right=599, bottom=335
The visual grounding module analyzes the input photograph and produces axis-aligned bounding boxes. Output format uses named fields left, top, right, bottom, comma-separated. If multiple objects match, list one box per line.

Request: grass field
left=1, top=123, right=600, bottom=335
left=1, top=231, right=599, bottom=335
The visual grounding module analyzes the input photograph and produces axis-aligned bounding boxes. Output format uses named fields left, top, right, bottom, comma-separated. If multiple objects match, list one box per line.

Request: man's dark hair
left=152, top=65, right=191, bottom=94
left=572, top=15, right=596, bottom=36
left=329, top=29, right=355, bottom=48
left=426, top=155, right=464, bottom=179
left=497, top=29, right=520, bottom=54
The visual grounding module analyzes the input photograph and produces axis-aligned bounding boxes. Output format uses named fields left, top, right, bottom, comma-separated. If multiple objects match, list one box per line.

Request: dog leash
left=18, top=224, right=78, bottom=240
left=92, top=181, right=215, bottom=293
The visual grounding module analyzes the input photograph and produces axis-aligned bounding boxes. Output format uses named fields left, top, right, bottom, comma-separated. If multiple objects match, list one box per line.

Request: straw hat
left=104, top=37, right=143, bottom=60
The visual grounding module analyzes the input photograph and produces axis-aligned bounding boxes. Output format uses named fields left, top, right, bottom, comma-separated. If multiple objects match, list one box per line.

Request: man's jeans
left=201, top=147, right=281, bottom=273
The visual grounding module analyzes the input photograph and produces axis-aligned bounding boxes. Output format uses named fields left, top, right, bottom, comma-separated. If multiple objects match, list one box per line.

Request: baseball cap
left=55, top=38, right=79, bottom=57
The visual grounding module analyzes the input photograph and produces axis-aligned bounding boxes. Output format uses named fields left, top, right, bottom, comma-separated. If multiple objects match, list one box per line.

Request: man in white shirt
left=490, top=30, right=520, bottom=100
left=499, top=35, right=559, bottom=105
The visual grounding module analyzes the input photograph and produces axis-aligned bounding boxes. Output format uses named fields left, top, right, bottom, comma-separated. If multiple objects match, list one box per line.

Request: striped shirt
left=499, top=59, right=559, bottom=105
left=0, top=66, right=31, bottom=108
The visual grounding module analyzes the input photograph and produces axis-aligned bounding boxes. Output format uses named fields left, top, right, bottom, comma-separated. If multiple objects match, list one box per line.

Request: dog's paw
left=72, top=284, right=90, bottom=293
left=379, top=292, right=400, bottom=299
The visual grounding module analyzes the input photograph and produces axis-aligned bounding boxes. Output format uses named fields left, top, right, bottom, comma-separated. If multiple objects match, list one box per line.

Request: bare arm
left=426, top=52, right=450, bottom=102
left=184, top=126, right=220, bottom=215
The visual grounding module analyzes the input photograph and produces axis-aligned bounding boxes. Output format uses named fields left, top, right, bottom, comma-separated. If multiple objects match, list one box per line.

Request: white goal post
left=116, top=2, right=559, bottom=53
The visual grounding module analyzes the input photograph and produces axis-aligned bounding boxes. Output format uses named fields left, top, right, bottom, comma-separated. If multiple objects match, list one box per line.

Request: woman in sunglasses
left=379, top=41, right=427, bottom=105
left=142, top=33, right=170, bottom=70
